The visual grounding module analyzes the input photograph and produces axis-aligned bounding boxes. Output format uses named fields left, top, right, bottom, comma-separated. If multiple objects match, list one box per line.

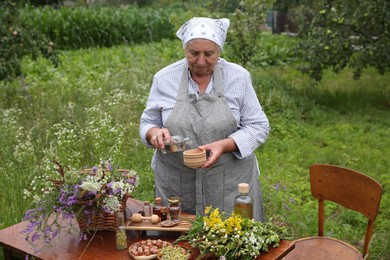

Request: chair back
left=309, top=164, right=382, bottom=258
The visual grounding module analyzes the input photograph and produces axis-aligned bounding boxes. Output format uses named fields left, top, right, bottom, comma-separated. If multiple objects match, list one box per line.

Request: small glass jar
left=153, top=197, right=163, bottom=218
left=161, top=135, right=192, bottom=154
left=160, top=206, right=168, bottom=221
left=143, top=201, right=152, bottom=217
left=168, top=197, right=181, bottom=223
left=115, top=211, right=127, bottom=250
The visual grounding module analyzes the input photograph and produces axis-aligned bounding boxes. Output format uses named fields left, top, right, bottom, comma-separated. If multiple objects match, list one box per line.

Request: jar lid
left=238, top=183, right=249, bottom=193
left=168, top=197, right=180, bottom=204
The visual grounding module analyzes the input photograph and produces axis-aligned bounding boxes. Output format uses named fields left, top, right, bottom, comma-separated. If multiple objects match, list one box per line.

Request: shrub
left=0, top=1, right=59, bottom=82
left=19, top=6, right=175, bottom=50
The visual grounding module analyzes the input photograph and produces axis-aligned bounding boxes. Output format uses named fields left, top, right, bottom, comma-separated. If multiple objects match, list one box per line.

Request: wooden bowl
left=183, top=149, right=206, bottom=169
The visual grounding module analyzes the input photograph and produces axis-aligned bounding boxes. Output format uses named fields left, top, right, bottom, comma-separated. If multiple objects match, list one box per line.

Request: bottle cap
left=168, top=197, right=180, bottom=204
left=238, top=183, right=249, bottom=193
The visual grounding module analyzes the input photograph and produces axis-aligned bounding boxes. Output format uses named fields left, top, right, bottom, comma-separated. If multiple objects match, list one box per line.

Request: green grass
left=255, top=65, right=390, bottom=259
left=0, top=38, right=389, bottom=259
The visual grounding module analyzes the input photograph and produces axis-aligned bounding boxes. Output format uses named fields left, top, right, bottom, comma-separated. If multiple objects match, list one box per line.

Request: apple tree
left=295, top=0, right=390, bottom=81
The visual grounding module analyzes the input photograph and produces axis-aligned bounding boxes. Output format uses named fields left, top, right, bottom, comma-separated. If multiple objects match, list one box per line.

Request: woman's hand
left=198, top=138, right=237, bottom=168
left=146, top=127, right=171, bottom=150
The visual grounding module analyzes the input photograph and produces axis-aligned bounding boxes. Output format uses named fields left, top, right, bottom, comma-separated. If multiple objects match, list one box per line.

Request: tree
left=217, top=0, right=274, bottom=67
left=296, top=0, right=390, bottom=81
left=0, top=1, right=59, bottom=83
left=273, top=0, right=304, bottom=13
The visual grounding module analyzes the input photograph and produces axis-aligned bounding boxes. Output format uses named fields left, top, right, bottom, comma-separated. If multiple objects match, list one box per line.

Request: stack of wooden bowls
left=183, top=148, right=207, bottom=169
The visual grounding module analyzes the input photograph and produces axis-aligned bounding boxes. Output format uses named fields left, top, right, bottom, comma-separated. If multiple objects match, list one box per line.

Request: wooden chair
left=284, top=164, right=382, bottom=260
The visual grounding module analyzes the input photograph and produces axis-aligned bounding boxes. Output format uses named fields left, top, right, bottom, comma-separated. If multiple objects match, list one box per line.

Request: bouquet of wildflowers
left=21, top=159, right=138, bottom=251
left=177, top=207, right=292, bottom=260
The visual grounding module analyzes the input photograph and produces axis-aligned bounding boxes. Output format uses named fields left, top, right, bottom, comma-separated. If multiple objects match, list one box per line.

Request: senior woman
left=139, top=17, right=270, bottom=221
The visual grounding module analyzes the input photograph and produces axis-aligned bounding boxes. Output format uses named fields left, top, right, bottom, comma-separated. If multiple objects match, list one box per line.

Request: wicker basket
left=75, top=167, right=133, bottom=232
left=77, top=197, right=127, bottom=232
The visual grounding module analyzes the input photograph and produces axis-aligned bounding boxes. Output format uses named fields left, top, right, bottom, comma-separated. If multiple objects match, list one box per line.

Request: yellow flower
left=204, top=208, right=223, bottom=229
left=204, top=206, right=212, bottom=215
left=224, top=213, right=242, bottom=234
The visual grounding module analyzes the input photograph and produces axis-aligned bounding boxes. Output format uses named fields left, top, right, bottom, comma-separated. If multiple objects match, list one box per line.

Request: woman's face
left=184, top=39, right=220, bottom=77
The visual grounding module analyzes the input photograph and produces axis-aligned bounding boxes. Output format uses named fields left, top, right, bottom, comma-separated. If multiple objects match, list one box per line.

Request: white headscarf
left=176, top=17, right=230, bottom=50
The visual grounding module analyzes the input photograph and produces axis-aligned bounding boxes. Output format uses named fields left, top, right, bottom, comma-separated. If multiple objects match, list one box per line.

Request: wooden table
left=0, top=199, right=294, bottom=260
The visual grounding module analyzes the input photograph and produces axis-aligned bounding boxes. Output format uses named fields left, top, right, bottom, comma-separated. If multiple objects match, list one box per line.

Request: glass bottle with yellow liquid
left=233, top=183, right=253, bottom=219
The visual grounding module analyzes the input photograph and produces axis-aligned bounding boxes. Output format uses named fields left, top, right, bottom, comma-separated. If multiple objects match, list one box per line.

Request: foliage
left=84, top=0, right=154, bottom=7
left=286, top=4, right=315, bottom=36
left=273, top=0, right=313, bottom=13
left=207, top=0, right=242, bottom=12
left=18, top=5, right=175, bottom=50
left=21, top=160, right=138, bottom=252
left=247, top=32, right=298, bottom=67
left=177, top=207, right=292, bottom=259
left=0, top=1, right=59, bottom=82
left=221, top=0, right=275, bottom=66
left=295, top=0, right=390, bottom=81
left=27, top=0, right=64, bottom=6
left=1, top=0, right=283, bottom=81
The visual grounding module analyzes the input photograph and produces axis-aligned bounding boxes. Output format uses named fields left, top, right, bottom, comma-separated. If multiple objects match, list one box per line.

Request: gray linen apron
left=153, top=64, right=264, bottom=221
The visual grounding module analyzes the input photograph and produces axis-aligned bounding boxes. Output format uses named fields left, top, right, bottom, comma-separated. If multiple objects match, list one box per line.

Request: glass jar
left=115, top=211, right=127, bottom=250
left=168, top=197, right=181, bottom=223
left=143, top=201, right=152, bottom=217
left=161, top=135, right=192, bottom=154
left=160, top=206, right=168, bottom=221
left=153, top=197, right=163, bottom=218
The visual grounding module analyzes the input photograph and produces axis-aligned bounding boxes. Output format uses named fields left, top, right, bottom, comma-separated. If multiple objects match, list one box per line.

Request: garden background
left=0, top=0, right=389, bottom=259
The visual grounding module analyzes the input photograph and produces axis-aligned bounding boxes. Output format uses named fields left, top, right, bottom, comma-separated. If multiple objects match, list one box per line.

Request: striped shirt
left=139, top=58, right=270, bottom=159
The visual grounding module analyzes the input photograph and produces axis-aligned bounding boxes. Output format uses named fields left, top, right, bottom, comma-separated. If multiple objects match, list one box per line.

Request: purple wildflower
left=107, top=181, right=121, bottom=195
left=31, top=232, right=41, bottom=242
left=66, top=195, right=78, bottom=206
left=283, top=204, right=292, bottom=211
left=102, top=207, right=111, bottom=214
left=78, top=231, right=88, bottom=242
left=273, top=182, right=281, bottom=192
left=87, top=190, right=97, bottom=196
left=107, top=160, right=113, bottom=171
left=126, top=178, right=135, bottom=185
